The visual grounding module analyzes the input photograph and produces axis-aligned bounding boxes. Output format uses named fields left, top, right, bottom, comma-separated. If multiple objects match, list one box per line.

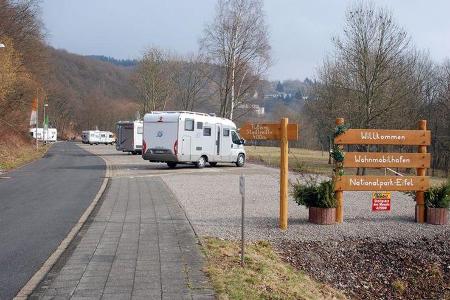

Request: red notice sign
left=372, top=192, right=391, bottom=211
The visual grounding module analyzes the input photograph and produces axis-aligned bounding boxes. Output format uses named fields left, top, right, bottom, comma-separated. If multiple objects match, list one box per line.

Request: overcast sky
left=41, top=0, right=450, bottom=81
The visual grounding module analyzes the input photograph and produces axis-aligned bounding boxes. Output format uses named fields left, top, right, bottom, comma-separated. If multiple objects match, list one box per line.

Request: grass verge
left=0, top=141, right=49, bottom=171
left=201, top=237, right=345, bottom=300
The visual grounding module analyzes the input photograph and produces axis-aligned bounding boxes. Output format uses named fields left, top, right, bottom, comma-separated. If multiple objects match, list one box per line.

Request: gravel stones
left=277, top=233, right=450, bottom=299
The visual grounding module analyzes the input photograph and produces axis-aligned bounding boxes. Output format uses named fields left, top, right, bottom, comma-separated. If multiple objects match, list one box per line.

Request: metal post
left=415, top=120, right=427, bottom=223
left=239, top=175, right=245, bottom=267
left=43, top=102, right=46, bottom=144
left=279, top=118, right=288, bottom=229
left=335, top=118, right=344, bottom=223
left=36, top=92, right=39, bottom=150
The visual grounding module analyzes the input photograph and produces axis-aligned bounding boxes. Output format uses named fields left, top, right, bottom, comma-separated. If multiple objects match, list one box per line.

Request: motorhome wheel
left=167, top=162, right=177, bottom=168
left=196, top=156, right=206, bottom=169
left=236, top=154, right=245, bottom=167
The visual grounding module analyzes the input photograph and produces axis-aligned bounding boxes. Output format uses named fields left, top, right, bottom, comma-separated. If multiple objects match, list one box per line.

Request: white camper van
left=116, top=120, right=143, bottom=155
left=99, top=131, right=115, bottom=145
left=81, top=130, right=115, bottom=145
left=142, top=111, right=245, bottom=168
left=30, top=128, right=58, bottom=142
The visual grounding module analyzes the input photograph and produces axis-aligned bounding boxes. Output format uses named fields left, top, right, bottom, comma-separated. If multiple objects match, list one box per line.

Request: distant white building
left=238, top=104, right=265, bottom=115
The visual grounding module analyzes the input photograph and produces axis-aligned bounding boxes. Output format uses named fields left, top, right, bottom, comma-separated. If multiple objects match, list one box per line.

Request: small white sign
left=239, top=175, right=245, bottom=195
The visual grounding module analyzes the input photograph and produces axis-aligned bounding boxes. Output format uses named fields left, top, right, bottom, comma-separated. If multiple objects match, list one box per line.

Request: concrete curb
left=13, top=145, right=110, bottom=300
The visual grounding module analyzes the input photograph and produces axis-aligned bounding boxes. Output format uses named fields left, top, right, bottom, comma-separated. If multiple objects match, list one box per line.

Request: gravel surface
left=163, top=164, right=449, bottom=242
left=278, top=233, right=450, bottom=300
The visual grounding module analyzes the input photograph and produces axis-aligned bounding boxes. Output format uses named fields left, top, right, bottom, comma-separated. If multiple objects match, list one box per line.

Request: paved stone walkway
left=30, top=176, right=214, bottom=300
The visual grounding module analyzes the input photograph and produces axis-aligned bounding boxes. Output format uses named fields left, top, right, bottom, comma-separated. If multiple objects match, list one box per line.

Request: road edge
left=13, top=145, right=110, bottom=300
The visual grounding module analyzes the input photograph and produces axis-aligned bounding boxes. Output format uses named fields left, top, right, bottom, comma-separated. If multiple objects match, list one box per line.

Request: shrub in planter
left=292, top=178, right=337, bottom=225
left=425, top=181, right=450, bottom=225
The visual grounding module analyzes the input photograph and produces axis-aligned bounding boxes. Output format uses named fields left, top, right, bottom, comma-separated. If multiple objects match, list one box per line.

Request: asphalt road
left=0, top=142, right=105, bottom=300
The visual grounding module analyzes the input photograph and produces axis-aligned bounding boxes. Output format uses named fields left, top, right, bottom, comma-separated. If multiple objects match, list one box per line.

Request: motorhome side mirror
left=240, top=139, right=245, bottom=145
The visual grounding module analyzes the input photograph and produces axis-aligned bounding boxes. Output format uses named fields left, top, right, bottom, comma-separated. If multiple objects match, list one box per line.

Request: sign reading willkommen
left=333, top=118, right=431, bottom=223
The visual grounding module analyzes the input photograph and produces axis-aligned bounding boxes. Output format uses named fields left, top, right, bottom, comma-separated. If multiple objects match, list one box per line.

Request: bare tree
left=133, top=48, right=173, bottom=114
left=171, top=54, right=208, bottom=111
left=327, top=2, right=416, bottom=128
left=200, top=0, right=271, bottom=119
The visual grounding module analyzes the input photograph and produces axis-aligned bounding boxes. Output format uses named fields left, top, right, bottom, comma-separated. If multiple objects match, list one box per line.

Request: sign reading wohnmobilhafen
left=343, top=152, right=431, bottom=168
left=372, top=192, right=391, bottom=211
left=335, top=175, right=429, bottom=191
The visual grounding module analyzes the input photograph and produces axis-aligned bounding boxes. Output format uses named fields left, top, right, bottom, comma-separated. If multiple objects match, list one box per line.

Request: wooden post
left=279, top=118, right=289, bottom=229
left=335, top=118, right=344, bottom=223
left=415, top=120, right=427, bottom=223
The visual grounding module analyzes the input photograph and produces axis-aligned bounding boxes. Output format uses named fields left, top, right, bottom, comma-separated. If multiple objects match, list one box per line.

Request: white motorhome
left=142, top=111, right=245, bottom=168
left=100, top=131, right=115, bottom=145
left=81, top=130, right=115, bottom=145
left=116, top=120, right=143, bottom=155
left=30, top=128, right=58, bottom=142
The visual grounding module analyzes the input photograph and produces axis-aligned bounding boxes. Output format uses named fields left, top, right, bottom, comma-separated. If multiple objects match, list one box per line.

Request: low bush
left=425, top=180, right=450, bottom=209
left=292, top=178, right=337, bottom=208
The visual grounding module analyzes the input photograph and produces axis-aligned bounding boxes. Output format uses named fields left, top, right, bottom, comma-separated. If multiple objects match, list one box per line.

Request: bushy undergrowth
left=292, top=178, right=337, bottom=208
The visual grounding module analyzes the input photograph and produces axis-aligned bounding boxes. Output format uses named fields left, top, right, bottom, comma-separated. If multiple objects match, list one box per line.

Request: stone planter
left=309, top=207, right=336, bottom=225
left=426, top=208, right=448, bottom=225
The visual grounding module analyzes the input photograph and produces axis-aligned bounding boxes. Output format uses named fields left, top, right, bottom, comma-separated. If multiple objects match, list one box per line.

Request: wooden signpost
left=333, top=118, right=431, bottom=223
left=240, top=118, right=299, bottom=229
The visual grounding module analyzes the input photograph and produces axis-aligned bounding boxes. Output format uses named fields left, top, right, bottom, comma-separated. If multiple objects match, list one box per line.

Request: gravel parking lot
left=81, top=144, right=449, bottom=243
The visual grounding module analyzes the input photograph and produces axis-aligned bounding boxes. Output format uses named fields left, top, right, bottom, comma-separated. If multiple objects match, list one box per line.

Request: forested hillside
left=43, top=48, right=139, bottom=137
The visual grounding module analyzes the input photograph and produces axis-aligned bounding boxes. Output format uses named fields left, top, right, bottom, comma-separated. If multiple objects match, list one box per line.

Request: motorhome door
left=181, top=136, right=191, bottom=161
left=221, top=128, right=232, bottom=161
left=215, top=124, right=221, bottom=160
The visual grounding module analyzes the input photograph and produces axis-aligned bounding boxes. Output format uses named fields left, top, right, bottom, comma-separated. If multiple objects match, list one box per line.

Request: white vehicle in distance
left=29, top=128, right=58, bottom=142
left=116, top=120, right=143, bottom=155
left=100, top=131, right=115, bottom=145
left=142, top=111, right=245, bottom=168
left=81, top=130, right=115, bottom=145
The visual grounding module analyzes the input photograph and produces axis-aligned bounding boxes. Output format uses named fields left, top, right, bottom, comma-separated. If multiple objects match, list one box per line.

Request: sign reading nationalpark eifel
left=335, top=175, right=429, bottom=191
left=332, top=118, right=431, bottom=223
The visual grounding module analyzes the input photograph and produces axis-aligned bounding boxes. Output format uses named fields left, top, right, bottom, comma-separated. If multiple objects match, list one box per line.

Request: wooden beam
left=335, top=175, right=429, bottom=191
left=342, top=152, right=431, bottom=168
left=334, top=129, right=431, bottom=145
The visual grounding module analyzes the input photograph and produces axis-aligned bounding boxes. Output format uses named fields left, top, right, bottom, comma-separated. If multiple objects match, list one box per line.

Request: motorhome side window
left=197, top=122, right=203, bottom=129
left=223, top=128, right=230, bottom=136
left=203, top=127, right=211, bottom=136
left=185, top=119, right=194, bottom=131
left=231, top=131, right=240, bottom=144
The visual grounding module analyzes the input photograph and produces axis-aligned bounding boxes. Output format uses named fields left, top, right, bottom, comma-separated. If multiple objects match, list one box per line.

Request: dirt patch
left=277, top=233, right=450, bottom=300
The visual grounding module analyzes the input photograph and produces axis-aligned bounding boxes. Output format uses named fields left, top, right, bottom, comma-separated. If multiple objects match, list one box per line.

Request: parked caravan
left=30, top=128, right=58, bottom=142
left=99, top=131, right=115, bottom=145
left=81, top=130, right=115, bottom=145
left=142, top=111, right=245, bottom=168
left=30, top=128, right=58, bottom=143
left=116, top=120, right=143, bottom=154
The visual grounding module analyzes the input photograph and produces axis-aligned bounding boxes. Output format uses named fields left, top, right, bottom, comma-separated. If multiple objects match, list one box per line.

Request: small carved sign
left=239, top=123, right=298, bottom=141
